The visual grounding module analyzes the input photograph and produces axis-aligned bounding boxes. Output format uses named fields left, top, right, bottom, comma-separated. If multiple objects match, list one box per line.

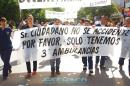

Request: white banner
left=82, top=0, right=111, bottom=7
left=12, top=25, right=130, bottom=62
left=19, top=0, right=82, bottom=9
left=19, top=0, right=111, bottom=9
left=45, top=10, right=77, bottom=19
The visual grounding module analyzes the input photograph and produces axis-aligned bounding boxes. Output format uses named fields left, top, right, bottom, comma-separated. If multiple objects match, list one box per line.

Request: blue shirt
left=0, top=28, right=12, bottom=50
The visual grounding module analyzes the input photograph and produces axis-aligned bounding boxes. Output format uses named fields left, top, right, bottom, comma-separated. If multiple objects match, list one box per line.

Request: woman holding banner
left=0, top=17, right=12, bottom=80
left=21, top=14, right=37, bottom=78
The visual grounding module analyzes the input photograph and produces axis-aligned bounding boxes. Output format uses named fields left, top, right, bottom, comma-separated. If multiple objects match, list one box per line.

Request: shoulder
left=33, top=25, right=37, bottom=27
left=21, top=25, right=29, bottom=29
left=5, top=27, right=12, bottom=32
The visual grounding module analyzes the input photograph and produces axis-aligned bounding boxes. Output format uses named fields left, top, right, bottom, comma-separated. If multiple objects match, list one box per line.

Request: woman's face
left=27, top=16, right=33, bottom=25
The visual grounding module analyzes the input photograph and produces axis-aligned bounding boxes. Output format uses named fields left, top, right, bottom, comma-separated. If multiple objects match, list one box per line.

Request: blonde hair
left=27, top=14, right=34, bottom=24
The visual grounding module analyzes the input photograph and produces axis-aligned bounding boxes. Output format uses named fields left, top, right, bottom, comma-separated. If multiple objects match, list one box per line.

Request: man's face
left=0, top=20, right=6, bottom=27
left=79, top=19, right=84, bottom=25
left=55, top=19, right=61, bottom=25
left=85, top=20, right=91, bottom=26
left=125, top=18, right=130, bottom=27
left=101, top=16, right=108, bottom=25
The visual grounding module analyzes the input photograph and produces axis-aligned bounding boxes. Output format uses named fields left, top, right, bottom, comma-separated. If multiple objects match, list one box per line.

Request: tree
left=78, top=4, right=118, bottom=20
left=0, top=0, right=64, bottom=22
left=21, top=7, right=64, bottom=22
left=0, top=0, right=20, bottom=21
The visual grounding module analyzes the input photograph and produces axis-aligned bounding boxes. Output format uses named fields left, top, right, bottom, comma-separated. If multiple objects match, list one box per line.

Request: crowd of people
left=0, top=14, right=130, bottom=80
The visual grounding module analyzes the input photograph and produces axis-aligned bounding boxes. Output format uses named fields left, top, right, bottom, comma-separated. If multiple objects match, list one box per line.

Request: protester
left=18, top=19, right=26, bottom=30
left=63, top=20, right=70, bottom=25
left=9, top=19, right=16, bottom=30
left=84, top=19, right=91, bottom=26
left=50, top=18, right=62, bottom=77
left=40, top=21, right=44, bottom=26
left=118, top=17, right=130, bottom=76
left=78, top=19, right=85, bottom=25
left=95, top=15, right=110, bottom=69
left=21, top=14, right=37, bottom=78
left=78, top=18, right=94, bottom=75
left=0, top=17, right=12, bottom=80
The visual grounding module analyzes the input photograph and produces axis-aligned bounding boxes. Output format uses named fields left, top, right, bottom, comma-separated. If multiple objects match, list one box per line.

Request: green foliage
left=0, top=0, right=65, bottom=22
left=0, top=0, right=20, bottom=21
left=21, top=7, right=64, bottom=22
left=21, top=9, right=45, bottom=21
left=78, top=4, right=118, bottom=20
left=50, top=8, right=65, bottom=12
left=0, top=0, right=118, bottom=23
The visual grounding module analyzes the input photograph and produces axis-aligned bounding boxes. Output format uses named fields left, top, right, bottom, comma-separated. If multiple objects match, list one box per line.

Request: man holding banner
left=95, top=15, right=110, bottom=69
left=78, top=18, right=94, bottom=75
left=118, top=17, right=130, bottom=76
left=50, top=19, right=62, bottom=77
left=0, top=17, right=12, bottom=80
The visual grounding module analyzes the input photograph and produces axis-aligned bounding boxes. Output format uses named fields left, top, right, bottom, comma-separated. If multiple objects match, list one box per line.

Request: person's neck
left=28, top=24, right=33, bottom=28
left=1, top=26, right=5, bottom=30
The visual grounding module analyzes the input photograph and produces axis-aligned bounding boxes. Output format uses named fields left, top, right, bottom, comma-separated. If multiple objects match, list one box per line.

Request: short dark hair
left=54, top=18, right=60, bottom=22
left=80, top=19, right=85, bottom=23
left=0, top=17, right=7, bottom=22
